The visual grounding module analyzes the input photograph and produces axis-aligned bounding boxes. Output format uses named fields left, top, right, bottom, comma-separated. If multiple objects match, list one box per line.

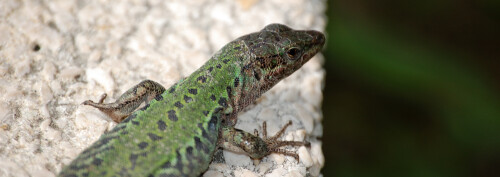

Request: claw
left=98, top=93, right=108, bottom=103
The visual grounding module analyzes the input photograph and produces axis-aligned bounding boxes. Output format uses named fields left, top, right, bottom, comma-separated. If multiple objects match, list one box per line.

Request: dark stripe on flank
left=194, top=136, right=209, bottom=153
left=147, top=133, right=163, bottom=141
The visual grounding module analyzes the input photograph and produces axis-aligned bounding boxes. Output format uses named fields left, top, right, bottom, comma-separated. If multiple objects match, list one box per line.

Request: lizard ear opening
left=285, top=47, right=302, bottom=61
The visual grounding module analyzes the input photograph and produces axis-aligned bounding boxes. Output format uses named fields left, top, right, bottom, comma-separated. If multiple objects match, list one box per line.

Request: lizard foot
left=82, top=93, right=108, bottom=106
left=255, top=120, right=310, bottom=160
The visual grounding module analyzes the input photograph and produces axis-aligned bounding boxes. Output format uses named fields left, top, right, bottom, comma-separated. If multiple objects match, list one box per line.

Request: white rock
left=223, top=150, right=252, bottom=167
left=208, top=163, right=229, bottom=172
left=298, top=146, right=313, bottom=167
left=280, top=89, right=299, bottom=102
left=294, top=129, right=306, bottom=142
left=27, top=166, right=53, bottom=177
left=285, top=170, right=304, bottom=177
left=268, top=153, right=285, bottom=165
left=0, top=64, right=8, bottom=76
left=42, top=62, right=56, bottom=81
left=256, top=161, right=274, bottom=174
left=0, top=102, right=9, bottom=122
left=311, top=142, right=324, bottom=167
left=75, top=34, right=90, bottom=53
left=203, top=170, right=224, bottom=177
left=15, top=59, right=31, bottom=77
left=258, top=107, right=277, bottom=121
left=234, top=168, right=259, bottom=177
left=209, top=4, right=233, bottom=24
left=5, top=84, right=23, bottom=100
left=105, top=39, right=122, bottom=57
left=49, top=81, right=62, bottom=95
left=40, top=83, right=53, bottom=105
left=60, top=141, right=78, bottom=158
left=43, top=127, right=62, bottom=141
left=265, top=167, right=287, bottom=177
left=294, top=104, right=314, bottom=133
left=74, top=107, right=110, bottom=131
left=85, top=68, right=115, bottom=94
left=88, top=51, right=102, bottom=62
left=0, top=159, right=30, bottom=177
left=40, top=118, right=52, bottom=131
left=59, top=66, right=84, bottom=80
left=288, top=166, right=307, bottom=177
left=309, top=163, right=321, bottom=177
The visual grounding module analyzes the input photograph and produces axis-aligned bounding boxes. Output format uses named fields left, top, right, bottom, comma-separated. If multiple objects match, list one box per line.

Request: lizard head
left=240, top=23, right=325, bottom=93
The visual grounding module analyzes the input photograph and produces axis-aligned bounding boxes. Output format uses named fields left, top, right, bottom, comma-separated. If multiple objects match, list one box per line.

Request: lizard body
left=59, top=24, right=325, bottom=177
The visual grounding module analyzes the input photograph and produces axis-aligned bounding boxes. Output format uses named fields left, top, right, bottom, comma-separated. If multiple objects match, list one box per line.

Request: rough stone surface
left=0, top=0, right=326, bottom=176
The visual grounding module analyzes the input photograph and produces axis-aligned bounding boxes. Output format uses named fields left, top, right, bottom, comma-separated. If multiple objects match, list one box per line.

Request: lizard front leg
left=219, top=120, right=309, bottom=160
left=82, top=80, right=166, bottom=123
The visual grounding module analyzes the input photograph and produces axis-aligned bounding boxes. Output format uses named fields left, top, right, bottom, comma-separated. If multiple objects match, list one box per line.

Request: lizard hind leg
left=82, top=80, right=166, bottom=123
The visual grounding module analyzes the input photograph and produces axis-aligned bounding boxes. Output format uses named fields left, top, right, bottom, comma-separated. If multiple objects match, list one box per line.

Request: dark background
left=321, top=0, right=500, bottom=176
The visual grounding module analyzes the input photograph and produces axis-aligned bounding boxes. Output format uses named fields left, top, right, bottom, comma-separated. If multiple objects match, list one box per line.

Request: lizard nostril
left=306, top=30, right=325, bottom=45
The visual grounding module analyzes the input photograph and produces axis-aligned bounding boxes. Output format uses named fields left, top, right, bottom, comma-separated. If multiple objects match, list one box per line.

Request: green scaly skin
left=59, top=24, right=325, bottom=177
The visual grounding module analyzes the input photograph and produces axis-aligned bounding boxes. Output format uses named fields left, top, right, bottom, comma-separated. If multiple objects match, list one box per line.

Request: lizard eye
left=286, top=48, right=302, bottom=61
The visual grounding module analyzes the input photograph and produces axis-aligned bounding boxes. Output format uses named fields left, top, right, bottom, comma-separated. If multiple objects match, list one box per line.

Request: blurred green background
left=321, top=0, right=500, bottom=176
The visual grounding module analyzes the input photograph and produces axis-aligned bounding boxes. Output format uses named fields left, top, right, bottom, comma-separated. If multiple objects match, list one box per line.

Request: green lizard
left=59, top=23, right=325, bottom=177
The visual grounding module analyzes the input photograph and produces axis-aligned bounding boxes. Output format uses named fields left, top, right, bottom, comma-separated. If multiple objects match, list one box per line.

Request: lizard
left=59, top=23, right=325, bottom=177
